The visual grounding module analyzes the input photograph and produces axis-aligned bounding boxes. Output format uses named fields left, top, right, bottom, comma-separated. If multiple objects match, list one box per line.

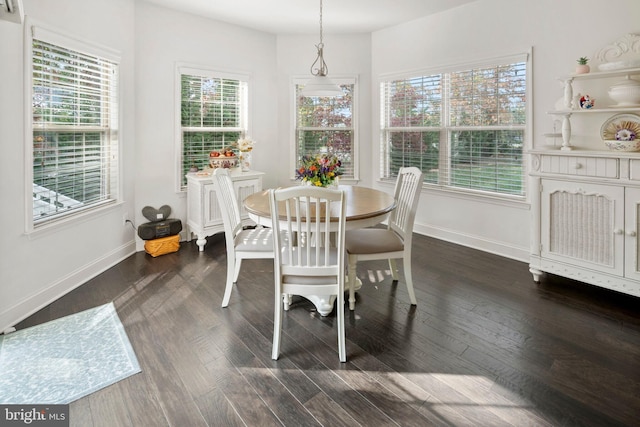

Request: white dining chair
left=345, top=167, right=424, bottom=310
left=269, top=185, right=347, bottom=362
left=212, top=168, right=275, bottom=308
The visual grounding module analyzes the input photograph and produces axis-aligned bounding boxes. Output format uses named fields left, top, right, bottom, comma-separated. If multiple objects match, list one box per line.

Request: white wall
left=133, top=2, right=279, bottom=251
left=0, top=0, right=137, bottom=332
left=371, top=0, right=640, bottom=261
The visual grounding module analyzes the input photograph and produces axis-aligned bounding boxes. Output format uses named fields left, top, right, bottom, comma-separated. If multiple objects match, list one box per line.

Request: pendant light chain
left=310, top=0, right=328, bottom=76
left=319, top=0, right=324, bottom=46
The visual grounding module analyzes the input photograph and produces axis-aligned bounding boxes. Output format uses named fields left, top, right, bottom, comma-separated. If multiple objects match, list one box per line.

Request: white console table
left=186, top=169, right=264, bottom=251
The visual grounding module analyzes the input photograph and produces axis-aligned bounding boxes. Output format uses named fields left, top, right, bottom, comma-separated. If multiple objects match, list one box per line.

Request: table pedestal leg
left=307, top=276, right=363, bottom=316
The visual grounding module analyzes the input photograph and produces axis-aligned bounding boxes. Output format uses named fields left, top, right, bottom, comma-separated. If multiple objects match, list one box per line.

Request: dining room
left=2, top=0, right=640, bottom=424
left=2, top=0, right=639, bottom=332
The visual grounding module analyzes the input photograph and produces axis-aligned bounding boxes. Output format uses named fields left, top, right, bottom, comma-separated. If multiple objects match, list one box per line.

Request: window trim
left=25, top=20, right=123, bottom=233
left=290, top=75, right=359, bottom=183
left=378, top=50, right=531, bottom=201
left=175, top=63, right=251, bottom=192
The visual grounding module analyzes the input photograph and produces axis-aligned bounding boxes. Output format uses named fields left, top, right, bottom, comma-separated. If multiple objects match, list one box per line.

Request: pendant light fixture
left=301, top=0, right=343, bottom=97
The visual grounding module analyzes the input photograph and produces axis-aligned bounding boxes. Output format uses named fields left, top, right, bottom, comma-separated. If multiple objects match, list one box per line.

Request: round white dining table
left=242, top=185, right=396, bottom=316
left=243, top=185, right=396, bottom=230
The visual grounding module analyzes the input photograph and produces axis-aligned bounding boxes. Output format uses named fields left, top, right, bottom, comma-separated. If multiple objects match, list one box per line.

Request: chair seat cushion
left=345, top=228, right=404, bottom=254
left=235, top=227, right=275, bottom=251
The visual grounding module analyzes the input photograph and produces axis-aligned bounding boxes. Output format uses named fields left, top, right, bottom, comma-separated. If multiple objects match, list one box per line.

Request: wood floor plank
left=220, top=306, right=327, bottom=405
left=85, top=384, right=134, bottom=427
left=112, top=370, right=168, bottom=427
left=302, top=392, right=361, bottom=427
left=209, top=323, right=323, bottom=426
left=203, top=363, right=283, bottom=427
left=280, top=310, right=416, bottom=426
left=194, top=387, right=246, bottom=427
left=127, top=314, right=209, bottom=426
left=69, top=395, right=93, bottom=427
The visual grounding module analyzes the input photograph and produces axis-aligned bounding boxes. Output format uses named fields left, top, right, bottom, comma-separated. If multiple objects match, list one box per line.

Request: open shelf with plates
left=549, top=67, right=640, bottom=151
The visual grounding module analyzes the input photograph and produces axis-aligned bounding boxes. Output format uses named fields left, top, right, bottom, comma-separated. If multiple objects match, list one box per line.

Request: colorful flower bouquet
left=296, top=153, right=343, bottom=187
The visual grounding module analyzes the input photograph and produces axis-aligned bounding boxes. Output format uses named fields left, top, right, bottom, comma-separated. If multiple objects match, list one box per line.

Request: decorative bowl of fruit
left=209, top=149, right=238, bottom=169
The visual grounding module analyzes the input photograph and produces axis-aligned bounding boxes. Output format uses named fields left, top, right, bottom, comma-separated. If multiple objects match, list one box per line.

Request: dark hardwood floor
left=16, top=232, right=640, bottom=426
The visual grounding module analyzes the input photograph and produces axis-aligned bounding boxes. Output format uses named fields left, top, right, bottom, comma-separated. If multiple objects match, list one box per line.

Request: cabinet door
left=625, top=188, right=640, bottom=281
left=541, top=180, right=624, bottom=276
left=203, top=182, right=223, bottom=228
left=201, top=176, right=262, bottom=228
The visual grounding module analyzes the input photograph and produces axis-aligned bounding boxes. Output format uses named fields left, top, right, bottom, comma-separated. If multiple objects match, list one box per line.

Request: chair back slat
left=212, top=169, right=243, bottom=238
left=388, top=167, right=424, bottom=239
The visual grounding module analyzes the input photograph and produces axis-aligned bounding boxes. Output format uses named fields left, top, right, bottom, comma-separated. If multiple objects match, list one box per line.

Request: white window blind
left=381, top=57, right=527, bottom=198
left=180, top=72, right=247, bottom=188
left=32, top=37, right=119, bottom=225
left=382, top=75, right=442, bottom=183
left=295, top=80, right=356, bottom=179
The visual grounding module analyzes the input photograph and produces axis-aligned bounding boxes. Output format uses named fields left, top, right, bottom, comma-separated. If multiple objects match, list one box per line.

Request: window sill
left=376, top=180, right=530, bottom=210
left=26, top=201, right=123, bottom=240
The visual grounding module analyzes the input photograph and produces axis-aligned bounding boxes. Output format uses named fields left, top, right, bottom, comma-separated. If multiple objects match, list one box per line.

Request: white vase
left=239, top=151, right=251, bottom=172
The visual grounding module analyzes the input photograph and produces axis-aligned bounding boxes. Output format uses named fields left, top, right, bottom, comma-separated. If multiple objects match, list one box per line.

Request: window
left=381, top=55, right=528, bottom=198
left=31, top=28, right=120, bottom=227
left=179, top=68, right=248, bottom=189
left=294, top=78, right=356, bottom=180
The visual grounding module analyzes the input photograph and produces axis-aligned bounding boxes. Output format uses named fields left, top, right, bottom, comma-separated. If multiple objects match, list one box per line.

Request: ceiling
left=141, top=0, right=478, bottom=35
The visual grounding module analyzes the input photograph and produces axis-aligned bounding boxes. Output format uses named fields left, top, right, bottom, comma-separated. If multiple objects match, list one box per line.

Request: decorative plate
left=600, top=113, right=640, bottom=142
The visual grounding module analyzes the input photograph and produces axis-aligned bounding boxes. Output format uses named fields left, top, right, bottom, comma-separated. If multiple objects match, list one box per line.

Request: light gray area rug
left=0, top=302, right=141, bottom=404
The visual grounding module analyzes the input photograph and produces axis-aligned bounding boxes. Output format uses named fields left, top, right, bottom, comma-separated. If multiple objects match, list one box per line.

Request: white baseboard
left=413, top=223, right=529, bottom=263
left=0, top=240, right=136, bottom=333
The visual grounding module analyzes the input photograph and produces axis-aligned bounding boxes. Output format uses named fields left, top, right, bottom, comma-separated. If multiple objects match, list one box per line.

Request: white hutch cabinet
left=529, top=151, right=640, bottom=297
left=186, top=169, right=264, bottom=251
left=530, top=34, right=640, bottom=297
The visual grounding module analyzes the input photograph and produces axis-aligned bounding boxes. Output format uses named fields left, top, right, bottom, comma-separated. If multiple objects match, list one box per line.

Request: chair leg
left=283, top=293, right=291, bottom=311
left=337, top=289, right=346, bottom=362
left=272, top=290, right=283, bottom=360
left=233, top=258, right=242, bottom=283
left=221, top=253, right=235, bottom=308
left=403, top=255, right=417, bottom=305
left=348, top=255, right=357, bottom=310
left=389, top=258, right=399, bottom=281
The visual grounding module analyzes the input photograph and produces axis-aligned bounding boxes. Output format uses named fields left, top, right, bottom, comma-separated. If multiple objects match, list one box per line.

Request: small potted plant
left=576, top=57, right=590, bottom=74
